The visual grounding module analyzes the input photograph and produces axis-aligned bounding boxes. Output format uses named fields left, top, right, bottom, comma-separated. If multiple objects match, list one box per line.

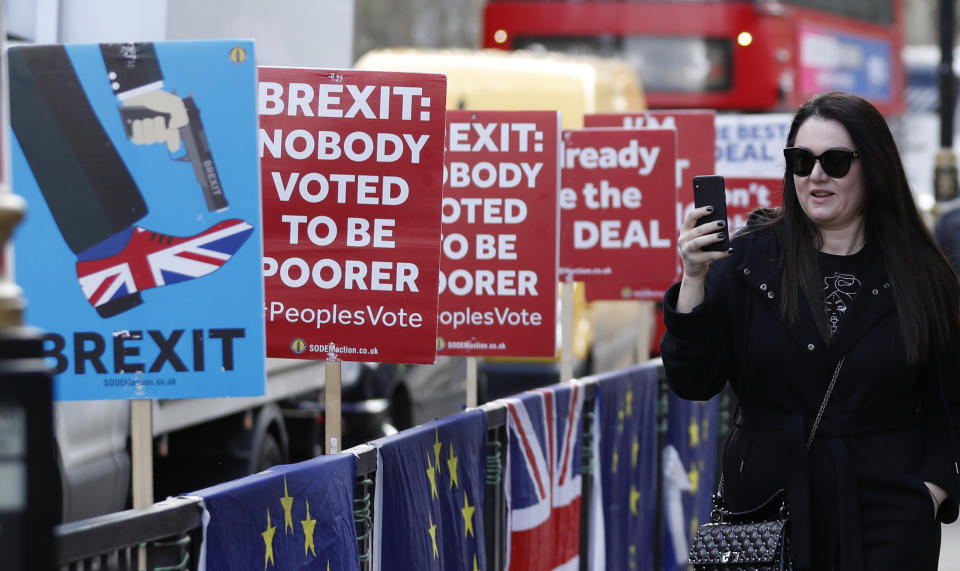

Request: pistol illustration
left=120, top=96, right=228, bottom=212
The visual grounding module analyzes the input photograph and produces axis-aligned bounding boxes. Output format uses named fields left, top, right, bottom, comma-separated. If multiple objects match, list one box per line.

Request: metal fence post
left=579, top=382, right=597, bottom=571
left=481, top=403, right=508, bottom=571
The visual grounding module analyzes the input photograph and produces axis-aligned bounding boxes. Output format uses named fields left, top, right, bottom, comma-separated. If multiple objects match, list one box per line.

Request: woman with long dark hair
left=661, top=91, right=960, bottom=569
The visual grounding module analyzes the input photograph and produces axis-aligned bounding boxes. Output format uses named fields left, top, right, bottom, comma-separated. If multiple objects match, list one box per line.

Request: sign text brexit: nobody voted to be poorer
left=259, top=68, right=447, bottom=363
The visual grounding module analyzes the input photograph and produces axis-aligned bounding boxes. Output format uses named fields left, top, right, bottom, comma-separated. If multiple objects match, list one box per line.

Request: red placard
left=259, top=67, right=447, bottom=363
left=559, top=128, right=677, bottom=287
left=724, top=176, right=783, bottom=233
left=584, top=111, right=715, bottom=301
left=436, top=111, right=560, bottom=357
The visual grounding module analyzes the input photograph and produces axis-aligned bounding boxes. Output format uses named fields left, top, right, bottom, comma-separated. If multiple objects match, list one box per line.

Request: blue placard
left=9, top=40, right=264, bottom=400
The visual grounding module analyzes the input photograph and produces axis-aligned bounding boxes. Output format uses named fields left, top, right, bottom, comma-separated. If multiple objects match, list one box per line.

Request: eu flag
left=190, top=453, right=359, bottom=570
left=593, top=363, right=659, bottom=571
left=663, top=391, right=719, bottom=570
left=372, top=409, right=487, bottom=571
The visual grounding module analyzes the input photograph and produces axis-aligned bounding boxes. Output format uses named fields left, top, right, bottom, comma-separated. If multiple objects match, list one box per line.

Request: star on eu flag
left=428, top=513, right=439, bottom=559
left=448, top=443, right=460, bottom=489
left=461, top=491, right=476, bottom=537
left=689, top=417, right=700, bottom=447
left=688, top=464, right=700, bottom=493
left=630, top=485, right=640, bottom=516
left=631, top=435, right=639, bottom=468
left=434, top=428, right=443, bottom=477
left=262, top=508, right=276, bottom=569
left=426, top=452, right=439, bottom=499
left=302, top=499, right=317, bottom=557
left=281, top=476, right=295, bottom=534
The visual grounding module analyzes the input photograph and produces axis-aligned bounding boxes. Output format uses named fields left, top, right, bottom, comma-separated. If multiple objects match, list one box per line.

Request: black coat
left=660, top=223, right=960, bottom=570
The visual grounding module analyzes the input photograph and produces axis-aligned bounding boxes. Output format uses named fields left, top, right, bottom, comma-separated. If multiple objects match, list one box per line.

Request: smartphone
left=693, top=175, right=730, bottom=252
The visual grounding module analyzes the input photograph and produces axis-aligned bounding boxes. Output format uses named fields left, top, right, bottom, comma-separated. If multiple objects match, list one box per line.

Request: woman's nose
left=809, top=160, right=830, bottom=181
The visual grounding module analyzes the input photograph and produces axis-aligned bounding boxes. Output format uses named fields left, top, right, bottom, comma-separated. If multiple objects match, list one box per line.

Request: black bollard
left=935, top=0, right=959, bottom=204
left=0, top=325, right=57, bottom=571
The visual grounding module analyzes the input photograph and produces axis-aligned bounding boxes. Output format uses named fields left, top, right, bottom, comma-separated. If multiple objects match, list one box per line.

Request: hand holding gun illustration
left=120, top=90, right=229, bottom=212
left=119, top=89, right=188, bottom=151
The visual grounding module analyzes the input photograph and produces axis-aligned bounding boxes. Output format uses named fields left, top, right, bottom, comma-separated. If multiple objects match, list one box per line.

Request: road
left=942, top=521, right=960, bottom=569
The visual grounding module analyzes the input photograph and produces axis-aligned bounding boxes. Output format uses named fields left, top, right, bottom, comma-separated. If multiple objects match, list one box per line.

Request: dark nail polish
left=705, top=206, right=714, bottom=213
left=727, top=248, right=734, bottom=254
left=716, top=232, right=725, bottom=239
left=717, top=220, right=725, bottom=228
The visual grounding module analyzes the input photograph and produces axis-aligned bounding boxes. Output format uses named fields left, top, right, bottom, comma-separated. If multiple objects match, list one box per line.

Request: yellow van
left=354, top=48, right=645, bottom=128
left=353, top=48, right=655, bottom=399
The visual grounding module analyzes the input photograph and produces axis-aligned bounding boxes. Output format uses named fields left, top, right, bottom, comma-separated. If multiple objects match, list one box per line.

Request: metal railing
left=55, top=496, right=202, bottom=570
left=55, top=365, right=708, bottom=571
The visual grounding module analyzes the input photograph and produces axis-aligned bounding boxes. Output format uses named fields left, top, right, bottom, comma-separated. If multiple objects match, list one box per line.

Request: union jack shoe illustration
left=76, top=219, right=254, bottom=317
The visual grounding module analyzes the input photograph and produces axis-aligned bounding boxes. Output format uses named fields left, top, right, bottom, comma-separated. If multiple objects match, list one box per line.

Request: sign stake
left=637, top=300, right=655, bottom=363
left=466, top=356, right=478, bottom=407
left=561, top=280, right=575, bottom=382
left=130, top=398, right=153, bottom=570
left=325, top=360, right=341, bottom=454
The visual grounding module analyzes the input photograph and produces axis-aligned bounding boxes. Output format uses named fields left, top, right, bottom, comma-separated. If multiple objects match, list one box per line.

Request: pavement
left=942, top=521, right=960, bottom=569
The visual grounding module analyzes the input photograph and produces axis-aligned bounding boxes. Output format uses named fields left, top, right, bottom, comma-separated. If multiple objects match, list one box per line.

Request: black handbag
left=687, top=357, right=845, bottom=571
left=687, top=488, right=791, bottom=570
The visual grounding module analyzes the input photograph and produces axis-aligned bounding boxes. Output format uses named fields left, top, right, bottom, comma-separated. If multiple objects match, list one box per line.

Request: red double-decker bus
left=483, top=0, right=904, bottom=115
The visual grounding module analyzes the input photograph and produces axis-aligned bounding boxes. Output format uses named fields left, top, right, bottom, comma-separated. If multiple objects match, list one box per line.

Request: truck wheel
left=252, top=432, right=284, bottom=473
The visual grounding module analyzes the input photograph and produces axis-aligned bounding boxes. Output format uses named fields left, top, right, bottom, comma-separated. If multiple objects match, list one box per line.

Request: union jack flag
left=76, top=219, right=253, bottom=309
left=503, top=383, right=585, bottom=571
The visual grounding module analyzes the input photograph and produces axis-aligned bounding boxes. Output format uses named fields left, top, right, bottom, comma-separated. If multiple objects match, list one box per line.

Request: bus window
left=517, top=35, right=733, bottom=94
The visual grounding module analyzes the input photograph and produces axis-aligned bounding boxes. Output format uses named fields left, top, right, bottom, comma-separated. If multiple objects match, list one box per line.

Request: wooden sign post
left=325, top=361, right=341, bottom=454
left=131, top=399, right=152, bottom=569
left=560, top=280, right=575, bottom=383
left=466, top=356, right=479, bottom=407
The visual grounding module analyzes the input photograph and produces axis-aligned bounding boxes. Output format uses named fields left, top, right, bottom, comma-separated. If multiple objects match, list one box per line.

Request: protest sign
left=259, top=67, right=447, bottom=363
left=724, top=177, right=783, bottom=233
left=715, top=113, right=793, bottom=177
left=559, top=128, right=677, bottom=294
left=584, top=111, right=715, bottom=301
left=10, top=41, right=264, bottom=400
left=437, top=111, right=560, bottom=357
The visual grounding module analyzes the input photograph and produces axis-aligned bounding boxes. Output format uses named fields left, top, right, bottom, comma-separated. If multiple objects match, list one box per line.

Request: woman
left=660, top=91, right=960, bottom=569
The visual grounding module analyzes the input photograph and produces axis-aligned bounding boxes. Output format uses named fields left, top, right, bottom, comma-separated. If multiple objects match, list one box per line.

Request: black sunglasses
left=783, top=147, right=860, bottom=178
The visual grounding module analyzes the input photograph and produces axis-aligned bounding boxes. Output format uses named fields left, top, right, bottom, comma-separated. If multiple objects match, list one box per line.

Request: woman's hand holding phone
left=675, top=206, right=732, bottom=313
left=678, top=206, right=731, bottom=279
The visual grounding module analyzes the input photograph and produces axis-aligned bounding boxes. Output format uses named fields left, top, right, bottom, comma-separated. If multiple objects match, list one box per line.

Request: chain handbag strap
left=806, top=356, right=845, bottom=450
